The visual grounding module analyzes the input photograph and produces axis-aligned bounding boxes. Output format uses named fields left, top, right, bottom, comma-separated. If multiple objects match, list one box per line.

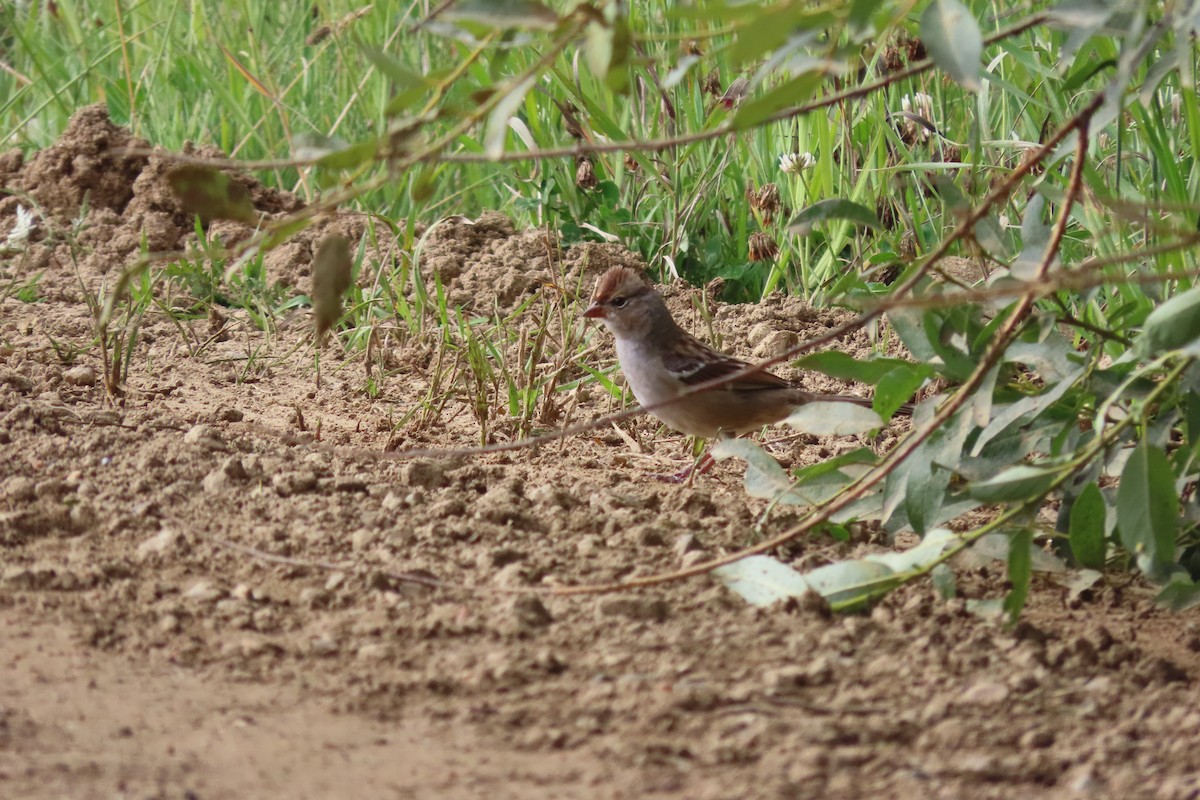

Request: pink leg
left=655, top=451, right=716, bottom=484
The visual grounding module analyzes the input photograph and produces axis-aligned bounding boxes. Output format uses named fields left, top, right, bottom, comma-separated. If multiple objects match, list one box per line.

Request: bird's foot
left=654, top=453, right=715, bottom=484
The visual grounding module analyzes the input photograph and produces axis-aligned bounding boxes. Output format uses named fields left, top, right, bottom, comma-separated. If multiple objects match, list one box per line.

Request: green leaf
left=311, top=235, right=353, bottom=338
left=804, top=560, right=898, bottom=610
left=1004, top=529, right=1033, bottom=622
left=787, top=198, right=882, bottom=235
left=714, top=438, right=865, bottom=509
left=932, top=563, right=957, bottom=599
left=1139, top=285, right=1200, bottom=356
left=1156, top=577, right=1200, bottom=611
left=1116, top=441, right=1178, bottom=575
left=166, top=165, right=257, bottom=224
left=585, top=10, right=631, bottom=93
left=849, top=0, right=880, bottom=34
left=1068, top=482, right=1108, bottom=569
left=886, top=307, right=938, bottom=363
left=713, top=555, right=810, bottom=607
left=293, top=135, right=381, bottom=170
left=729, top=7, right=833, bottom=65
left=732, top=72, right=823, bottom=129
left=360, top=45, right=428, bottom=90
left=784, top=401, right=883, bottom=435
left=791, top=447, right=877, bottom=483
left=967, top=464, right=1060, bottom=503
left=442, top=0, right=558, bottom=29
left=792, top=351, right=929, bottom=385
left=874, top=365, right=925, bottom=419
left=920, top=0, right=983, bottom=91
left=484, top=74, right=536, bottom=158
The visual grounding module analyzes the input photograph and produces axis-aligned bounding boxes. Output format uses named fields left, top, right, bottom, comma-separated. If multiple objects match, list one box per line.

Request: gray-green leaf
left=1068, top=481, right=1108, bottom=569
left=920, top=0, right=983, bottom=91
left=1116, top=441, right=1178, bottom=576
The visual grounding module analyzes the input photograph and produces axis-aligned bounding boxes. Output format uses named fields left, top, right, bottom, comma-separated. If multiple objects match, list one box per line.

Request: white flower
left=899, top=92, right=935, bottom=142
left=778, top=151, right=816, bottom=174
left=3, top=205, right=36, bottom=251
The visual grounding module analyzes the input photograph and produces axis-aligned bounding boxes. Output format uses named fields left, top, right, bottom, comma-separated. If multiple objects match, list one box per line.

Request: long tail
left=810, top=393, right=915, bottom=418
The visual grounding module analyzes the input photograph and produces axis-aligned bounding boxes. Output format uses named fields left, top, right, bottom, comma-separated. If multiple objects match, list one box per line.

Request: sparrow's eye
left=611, top=296, right=628, bottom=308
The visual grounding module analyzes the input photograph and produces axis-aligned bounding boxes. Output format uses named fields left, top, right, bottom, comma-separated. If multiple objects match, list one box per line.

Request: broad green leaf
left=732, top=72, right=823, bottom=129
left=713, top=438, right=861, bottom=507
left=874, top=365, right=925, bottom=420
left=360, top=45, right=428, bottom=90
left=711, top=438, right=795, bottom=500
left=729, top=7, right=833, bottom=65
left=787, top=198, right=882, bottom=235
left=865, top=528, right=958, bottom=572
left=804, top=560, right=898, bottom=609
left=1004, top=529, right=1033, bottom=622
left=1156, top=577, right=1200, bottom=611
left=792, top=351, right=931, bottom=386
left=849, top=0, right=880, bottom=34
left=713, top=555, right=810, bottom=607
left=260, top=217, right=314, bottom=252
left=1068, top=482, right=1108, bottom=569
left=1011, top=194, right=1051, bottom=280
left=311, top=235, right=353, bottom=338
left=484, top=74, right=536, bottom=158
left=442, top=0, right=558, bottom=29
left=292, top=135, right=381, bottom=170
left=585, top=10, right=631, bottom=93
left=969, top=532, right=1068, bottom=573
left=920, top=0, right=983, bottom=91
left=932, top=563, right=957, bottom=599
left=886, top=307, right=939, bottom=363
left=971, top=366, right=1086, bottom=455
left=967, top=464, right=1060, bottom=503
left=792, top=447, right=877, bottom=483
left=784, top=401, right=883, bottom=435
left=1117, top=441, right=1178, bottom=575
left=166, top=165, right=257, bottom=224
left=905, top=459, right=945, bottom=535
left=1138, top=285, right=1200, bottom=356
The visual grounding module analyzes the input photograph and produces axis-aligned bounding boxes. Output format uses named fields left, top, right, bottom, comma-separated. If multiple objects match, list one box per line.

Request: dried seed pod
left=575, top=157, right=597, bottom=190
left=748, top=232, right=779, bottom=262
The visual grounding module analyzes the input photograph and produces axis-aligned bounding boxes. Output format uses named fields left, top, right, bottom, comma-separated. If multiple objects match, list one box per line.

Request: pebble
left=509, top=596, right=554, bottom=630
left=2, top=475, right=36, bottom=501
left=598, top=596, right=670, bottom=622
left=333, top=476, right=368, bottom=493
left=273, top=471, right=318, bottom=496
left=183, top=580, right=226, bottom=603
left=400, top=459, right=450, bottom=489
left=958, top=680, right=1010, bottom=706
left=309, top=635, right=339, bottom=656
left=137, top=528, right=185, bottom=561
left=62, top=365, right=97, bottom=387
left=356, top=643, right=391, bottom=660
left=183, top=423, right=220, bottom=446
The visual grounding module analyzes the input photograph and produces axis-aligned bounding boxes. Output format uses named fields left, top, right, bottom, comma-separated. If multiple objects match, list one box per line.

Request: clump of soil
left=2, top=109, right=1200, bottom=800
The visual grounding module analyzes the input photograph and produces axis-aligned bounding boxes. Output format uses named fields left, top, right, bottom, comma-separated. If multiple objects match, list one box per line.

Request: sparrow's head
left=583, top=266, right=669, bottom=341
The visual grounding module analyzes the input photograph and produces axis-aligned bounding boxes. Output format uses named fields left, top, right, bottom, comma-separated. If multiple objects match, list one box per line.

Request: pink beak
left=582, top=304, right=605, bottom=319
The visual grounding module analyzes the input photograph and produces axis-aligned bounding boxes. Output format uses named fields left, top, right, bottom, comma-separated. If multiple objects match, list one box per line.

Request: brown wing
left=663, top=335, right=793, bottom=391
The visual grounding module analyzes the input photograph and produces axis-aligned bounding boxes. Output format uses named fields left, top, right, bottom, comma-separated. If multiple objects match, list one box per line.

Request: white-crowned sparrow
left=583, top=266, right=898, bottom=476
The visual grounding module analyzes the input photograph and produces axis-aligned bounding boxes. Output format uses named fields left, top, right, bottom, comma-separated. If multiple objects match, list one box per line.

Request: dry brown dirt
left=3, top=106, right=1200, bottom=800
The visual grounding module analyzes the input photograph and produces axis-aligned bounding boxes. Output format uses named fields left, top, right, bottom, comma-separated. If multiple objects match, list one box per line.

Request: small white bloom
left=4, top=205, right=37, bottom=251
left=899, top=92, right=935, bottom=142
left=778, top=151, right=816, bottom=174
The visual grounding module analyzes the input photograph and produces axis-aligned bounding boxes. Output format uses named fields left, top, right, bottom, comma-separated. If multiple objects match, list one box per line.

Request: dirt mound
left=3, top=112, right=1200, bottom=800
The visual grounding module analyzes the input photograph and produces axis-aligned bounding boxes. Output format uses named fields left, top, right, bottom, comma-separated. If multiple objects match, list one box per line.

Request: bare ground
left=2, top=106, right=1200, bottom=800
